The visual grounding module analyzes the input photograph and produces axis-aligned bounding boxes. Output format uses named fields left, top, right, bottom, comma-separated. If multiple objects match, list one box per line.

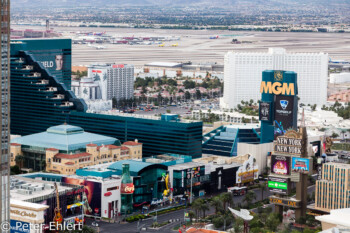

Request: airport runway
left=12, top=25, right=350, bottom=66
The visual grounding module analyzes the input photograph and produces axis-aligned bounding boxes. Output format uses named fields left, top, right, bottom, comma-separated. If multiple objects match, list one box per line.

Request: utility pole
left=190, top=171, right=193, bottom=204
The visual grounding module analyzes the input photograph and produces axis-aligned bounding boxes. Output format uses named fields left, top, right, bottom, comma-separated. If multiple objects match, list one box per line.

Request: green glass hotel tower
left=10, top=39, right=202, bottom=158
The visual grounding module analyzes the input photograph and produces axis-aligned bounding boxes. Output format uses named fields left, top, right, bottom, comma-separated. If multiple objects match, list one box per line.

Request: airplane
left=171, top=43, right=178, bottom=47
left=209, top=35, right=219, bottom=39
left=158, top=43, right=165, bottom=47
left=88, top=43, right=107, bottom=50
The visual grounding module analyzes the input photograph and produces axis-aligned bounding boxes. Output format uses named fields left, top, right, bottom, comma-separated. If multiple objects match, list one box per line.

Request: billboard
left=268, top=177, right=289, bottom=195
left=259, top=101, right=271, bottom=121
left=236, top=156, right=259, bottom=184
left=12, top=39, right=73, bottom=90
left=292, top=157, right=310, bottom=174
left=271, top=155, right=291, bottom=175
left=269, top=196, right=300, bottom=208
left=62, top=177, right=102, bottom=216
left=275, top=134, right=302, bottom=155
left=274, top=95, right=295, bottom=138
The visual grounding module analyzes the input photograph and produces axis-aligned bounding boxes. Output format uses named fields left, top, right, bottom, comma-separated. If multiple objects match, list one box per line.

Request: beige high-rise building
left=0, top=0, right=10, bottom=231
left=315, top=163, right=350, bottom=212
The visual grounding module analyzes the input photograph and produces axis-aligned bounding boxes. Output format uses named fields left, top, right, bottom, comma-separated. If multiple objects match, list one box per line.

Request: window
left=107, top=186, right=119, bottom=191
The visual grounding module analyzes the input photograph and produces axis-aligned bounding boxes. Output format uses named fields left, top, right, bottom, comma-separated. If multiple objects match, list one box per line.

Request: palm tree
left=15, top=155, right=25, bottom=170
left=200, top=201, right=209, bottom=218
left=188, top=210, right=195, bottom=222
left=252, top=157, right=257, bottom=183
left=243, top=190, right=256, bottom=208
left=220, top=192, right=234, bottom=211
left=258, top=182, right=267, bottom=201
left=210, top=196, right=224, bottom=214
left=191, top=198, right=202, bottom=221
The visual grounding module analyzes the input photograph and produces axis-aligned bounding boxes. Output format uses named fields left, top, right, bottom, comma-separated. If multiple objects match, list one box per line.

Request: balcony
left=60, top=101, right=74, bottom=107
left=36, top=79, right=49, bottom=85
left=45, top=87, right=57, bottom=92
left=22, top=65, right=33, bottom=71
left=27, top=72, right=41, bottom=78
left=14, top=58, right=25, bottom=63
left=52, top=94, right=64, bottom=100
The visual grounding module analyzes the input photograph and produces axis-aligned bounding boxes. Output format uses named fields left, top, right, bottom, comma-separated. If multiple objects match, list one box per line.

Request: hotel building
left=315, top=163, right=350, bottom=212
left=221, top=48, right=328, bottom=109
left=10, top=39, right=202, bottom=158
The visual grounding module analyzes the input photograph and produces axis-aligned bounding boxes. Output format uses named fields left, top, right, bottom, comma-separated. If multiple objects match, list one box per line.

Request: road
left=87, top=185, right=316, bottom=233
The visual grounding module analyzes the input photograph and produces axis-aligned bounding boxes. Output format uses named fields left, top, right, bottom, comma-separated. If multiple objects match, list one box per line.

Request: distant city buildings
left=330, top=72, right=350, bottom=84
left=221, top=48, right=328, bottom=109
left=315, top=163, right=350, bottom=212
left=87, top=63, right=134, bottom=101
left=135, top=61, right=224, bottom=79
left=328, top=90, right=350, bottom=103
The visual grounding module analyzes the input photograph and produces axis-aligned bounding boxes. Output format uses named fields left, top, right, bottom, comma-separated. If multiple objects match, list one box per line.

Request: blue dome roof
left=12, top=124, right=120, bottom=152
left=47, top=124, right=84, bottom=135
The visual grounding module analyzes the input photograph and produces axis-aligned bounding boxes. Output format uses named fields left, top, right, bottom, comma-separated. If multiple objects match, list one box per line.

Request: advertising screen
left=274, top=95, right=295, bottom=138
left=30, top=50, right=71, bottom=89
left=259, top=101, right=271, bottom=121
left=236, top=156, right=259, bottom=184
left=292, top=157, right=310, bottom=173
left=268, top=177, right=289, bottom=195
left=311, top=141, right=321, bottom=157
left=271, top=155, right=291, bottom=175
left=62, top=177, right=102, bottom=216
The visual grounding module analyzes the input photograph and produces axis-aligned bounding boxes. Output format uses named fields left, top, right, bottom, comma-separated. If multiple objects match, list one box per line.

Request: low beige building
left=45, top=142, right=142, bottom=175
left=10, top=124, right=142, bottom=175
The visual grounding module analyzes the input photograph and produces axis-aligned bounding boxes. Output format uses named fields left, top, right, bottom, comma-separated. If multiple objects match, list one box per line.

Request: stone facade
left=11, top=140, right=142, bottom=175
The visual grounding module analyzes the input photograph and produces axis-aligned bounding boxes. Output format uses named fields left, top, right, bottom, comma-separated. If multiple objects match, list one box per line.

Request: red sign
left=112, top=64, right=125, bottom=69
left=104, top=192, right=112, bottom=197
left=94, top=208, right=99, bottom=214
left=121, top=183, right=134, bottom=194
left=92, top=70, right=102, bottom=73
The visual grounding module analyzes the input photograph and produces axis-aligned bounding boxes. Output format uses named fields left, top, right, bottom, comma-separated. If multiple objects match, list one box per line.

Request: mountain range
left=12, top=0, right=349, bottom=8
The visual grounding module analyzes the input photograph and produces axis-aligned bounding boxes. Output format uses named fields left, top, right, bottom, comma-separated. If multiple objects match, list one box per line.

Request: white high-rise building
left=220, top=48, right=328, bottom=109
left=87, top=63, right=134, bottom=101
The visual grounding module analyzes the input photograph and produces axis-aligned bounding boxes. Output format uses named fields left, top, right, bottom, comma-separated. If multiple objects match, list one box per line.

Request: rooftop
left=10, top=176, right=73, bottom=201
left=123, top=141, right=142, bottom=146
left=108, top=160, right=167, bottom=176
left=54, top=152, right=91, bottom=159
left=11, top=124, right=119, bottom=152
left=316, top=208, right=350, bottom=228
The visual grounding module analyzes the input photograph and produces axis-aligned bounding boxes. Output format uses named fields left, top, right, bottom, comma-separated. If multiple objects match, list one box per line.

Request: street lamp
left=190, top=171, right=193, bottom=204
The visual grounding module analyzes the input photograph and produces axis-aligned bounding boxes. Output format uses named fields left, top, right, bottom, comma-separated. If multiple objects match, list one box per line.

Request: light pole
left=190, top=171, right=193, bottom=204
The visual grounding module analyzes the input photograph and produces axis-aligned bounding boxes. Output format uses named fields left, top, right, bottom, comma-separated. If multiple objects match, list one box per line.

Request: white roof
left=10, top=177, right=72, bottom=201
left=316, top=208, right=350, bottom=228
left=145, top=62, right=182, bottom=67
left=11, top=199, right=49, bottom=210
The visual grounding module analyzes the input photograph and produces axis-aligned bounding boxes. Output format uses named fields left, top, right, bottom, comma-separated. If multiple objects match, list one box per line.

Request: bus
left=227, top=186, right=248, bottom=196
